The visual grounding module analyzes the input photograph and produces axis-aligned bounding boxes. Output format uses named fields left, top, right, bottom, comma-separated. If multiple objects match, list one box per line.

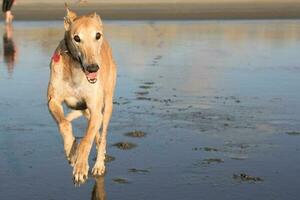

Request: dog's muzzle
left=86, top=64, right=99, bottom=73
left=84, top=64, right=99, bottom=84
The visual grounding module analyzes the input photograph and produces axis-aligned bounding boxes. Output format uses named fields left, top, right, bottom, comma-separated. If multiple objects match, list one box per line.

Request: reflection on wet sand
left=9, top=21, right=300, bottom=54
left=2, top=24, right=18, bottom=77
left=91, top=176, right=106, bottom=200
left=12, top=21, right=300, bottom=96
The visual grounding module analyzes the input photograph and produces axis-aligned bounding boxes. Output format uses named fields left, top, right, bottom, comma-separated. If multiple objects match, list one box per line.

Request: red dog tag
left=52, top=53, right=60, bottom=63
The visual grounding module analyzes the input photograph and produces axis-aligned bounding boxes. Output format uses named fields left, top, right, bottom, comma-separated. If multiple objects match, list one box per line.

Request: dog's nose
left=86, top=64, right=99, bottom=73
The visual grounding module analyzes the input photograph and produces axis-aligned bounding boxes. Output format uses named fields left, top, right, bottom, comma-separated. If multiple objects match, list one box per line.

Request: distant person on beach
left=3, top=23, right=17, bottom=76
left=2, top=0, right=14, bottom=23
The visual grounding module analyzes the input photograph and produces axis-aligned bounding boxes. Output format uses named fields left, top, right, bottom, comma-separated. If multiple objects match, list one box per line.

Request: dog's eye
left=74, top=35, right=81, bottom=43
left=96, top=32, right=101, bottom=40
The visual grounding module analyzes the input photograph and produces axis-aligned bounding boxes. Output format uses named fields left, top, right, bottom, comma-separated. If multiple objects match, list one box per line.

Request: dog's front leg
left=92, top=95, right=113, bottom=176
left=48, top=98, right=77, bottom=163
left=73, top=108, right=103, bottom=184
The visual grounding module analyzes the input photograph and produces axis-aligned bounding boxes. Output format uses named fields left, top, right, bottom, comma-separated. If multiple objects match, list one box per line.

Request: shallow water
left=0, top=20, right=300, bottom=200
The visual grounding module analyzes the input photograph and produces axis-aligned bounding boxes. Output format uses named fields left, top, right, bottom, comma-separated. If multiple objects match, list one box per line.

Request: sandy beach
left=0, top=19, right=300, bottom=199
left=2, top=0, right=300, bottom=20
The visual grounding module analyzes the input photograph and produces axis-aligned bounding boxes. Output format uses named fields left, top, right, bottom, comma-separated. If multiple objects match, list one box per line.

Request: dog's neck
left=59, top=37, right=86, bottom=85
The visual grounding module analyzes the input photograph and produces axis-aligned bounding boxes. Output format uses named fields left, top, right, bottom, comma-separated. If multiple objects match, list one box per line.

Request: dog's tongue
left=85, top=72, right=97, bottom=80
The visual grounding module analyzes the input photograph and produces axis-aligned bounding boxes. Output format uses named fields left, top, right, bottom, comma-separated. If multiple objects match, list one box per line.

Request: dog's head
left=64, top=6, right=103, bottom=84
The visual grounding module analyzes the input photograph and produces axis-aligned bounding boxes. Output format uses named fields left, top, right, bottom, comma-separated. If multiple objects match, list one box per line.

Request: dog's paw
left=92, top=161, right=106, bottom=176
left=73, top=159, right=89, bottom=185
left=72, top=141, right=90, bottom=185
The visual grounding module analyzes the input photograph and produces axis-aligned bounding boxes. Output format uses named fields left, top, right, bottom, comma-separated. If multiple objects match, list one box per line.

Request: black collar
left=63, top=37, right=85, bottom=70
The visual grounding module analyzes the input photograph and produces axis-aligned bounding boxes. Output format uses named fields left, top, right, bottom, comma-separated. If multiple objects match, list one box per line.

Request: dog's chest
left=65, top=96, right=87, bottom=110
left=63, top=84, right=93, bottom=110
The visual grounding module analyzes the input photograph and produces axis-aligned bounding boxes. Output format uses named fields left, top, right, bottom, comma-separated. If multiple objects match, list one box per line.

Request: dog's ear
left=90, top=12, right=102, bottom=24
left=64, top=3, right=77, bottom=31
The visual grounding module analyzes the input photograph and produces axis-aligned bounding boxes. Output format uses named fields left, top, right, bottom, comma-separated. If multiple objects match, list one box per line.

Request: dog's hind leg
left=64, top=110, right=85, bottom=165
left=92, top=95, right=113, bottom=176
left=48, top=98, right=77, bottom=164
left=66, top=110, right=83, bottom=122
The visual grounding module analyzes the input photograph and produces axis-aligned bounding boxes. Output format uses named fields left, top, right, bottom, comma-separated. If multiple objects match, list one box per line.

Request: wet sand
left=3, top=0, right=300, bottom=20
left=0, top=20, right=300, bottom=199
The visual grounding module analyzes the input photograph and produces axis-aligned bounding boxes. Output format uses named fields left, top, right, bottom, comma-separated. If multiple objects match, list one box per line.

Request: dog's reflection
left=3, top=23, right=18, bottom=77
left=91, top=176, right=106, bottom=200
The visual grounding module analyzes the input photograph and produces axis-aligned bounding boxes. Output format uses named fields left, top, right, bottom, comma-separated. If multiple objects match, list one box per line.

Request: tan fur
left=47, top=6, right=116, bottom=184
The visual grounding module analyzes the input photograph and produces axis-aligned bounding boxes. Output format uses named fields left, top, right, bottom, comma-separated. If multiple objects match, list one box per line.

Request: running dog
left=47, top=6, right=116, bottom=184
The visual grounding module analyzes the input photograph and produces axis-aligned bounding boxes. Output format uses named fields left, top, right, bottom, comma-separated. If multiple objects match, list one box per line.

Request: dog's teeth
left=88, top=79, right=97, bottom=84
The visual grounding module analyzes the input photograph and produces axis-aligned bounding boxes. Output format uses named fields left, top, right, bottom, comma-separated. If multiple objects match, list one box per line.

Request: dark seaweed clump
left=233, top=173, right=263, bottom=182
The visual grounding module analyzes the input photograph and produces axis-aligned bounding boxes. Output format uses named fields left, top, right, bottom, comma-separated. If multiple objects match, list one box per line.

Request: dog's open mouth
left=84, top=71, right=98, bottom=84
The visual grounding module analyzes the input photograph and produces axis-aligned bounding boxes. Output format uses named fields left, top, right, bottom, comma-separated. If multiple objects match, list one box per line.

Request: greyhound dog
left=47, top=6, right=116, bottom=184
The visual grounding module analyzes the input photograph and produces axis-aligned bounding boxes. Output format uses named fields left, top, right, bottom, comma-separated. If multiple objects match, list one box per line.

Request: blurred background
left=2, top=0, right=300, bottom=20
